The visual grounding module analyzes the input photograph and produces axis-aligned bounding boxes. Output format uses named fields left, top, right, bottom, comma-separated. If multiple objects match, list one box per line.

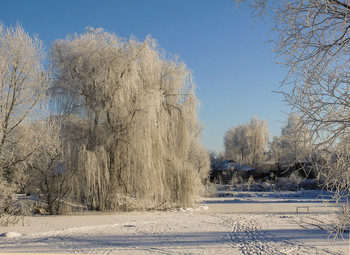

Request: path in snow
left=0, top=192, right=348, bottom=254
left=224, top=214, right=343, bottom=255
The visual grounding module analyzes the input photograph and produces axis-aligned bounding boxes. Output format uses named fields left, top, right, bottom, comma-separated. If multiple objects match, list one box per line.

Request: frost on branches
left=236, top=0, right=350, bottom=232
left=224, top=117, right=269, bottom=168
left=50, top=28, right=209, bottom=211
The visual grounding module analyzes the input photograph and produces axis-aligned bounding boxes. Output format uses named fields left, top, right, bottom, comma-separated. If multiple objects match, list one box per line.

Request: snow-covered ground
left=0, top=190, right=348, bottom=254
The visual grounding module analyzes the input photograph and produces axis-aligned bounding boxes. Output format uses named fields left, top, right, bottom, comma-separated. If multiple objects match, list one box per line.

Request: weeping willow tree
left=50, top=28, right=209, bottom=211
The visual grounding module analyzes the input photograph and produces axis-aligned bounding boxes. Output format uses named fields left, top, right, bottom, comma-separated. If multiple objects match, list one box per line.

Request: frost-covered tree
left=234, top=0, right=350, bottom=154
left=0, top=23, right=48, bottom=211
left=224, top=117, right=269, bottom=167
left=224, top=124, right=247, bottom=162
left=209, top=150, right=224, bottom=171
left=233, top=0, right=350, bottom=144
left=50, top=28, right=209, bottom=210
left=235, top=0, right=350, bottom=233
left=279, top=114, right=313, bottom=165
left=0, top=24, right=48, bottom=160
left=247, top=117, right=270, bottom=167
left=268, top=135, right=282, bottom=165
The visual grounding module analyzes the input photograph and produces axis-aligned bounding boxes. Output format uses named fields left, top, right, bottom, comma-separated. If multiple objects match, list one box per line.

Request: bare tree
left=0, top=24, right=48, bottom=217
left=235, top=0, right=350, bottom=233
left=0, top=24, right=48, bottom=160
left=234, top=1, right=350, bottom=143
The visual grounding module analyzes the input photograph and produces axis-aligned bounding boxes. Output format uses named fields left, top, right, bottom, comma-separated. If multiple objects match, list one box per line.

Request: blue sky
left=0, top=0, right=290, bottom=152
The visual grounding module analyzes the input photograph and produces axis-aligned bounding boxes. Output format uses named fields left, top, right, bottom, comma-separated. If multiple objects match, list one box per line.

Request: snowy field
left=0, top=190, right=349, bottom=254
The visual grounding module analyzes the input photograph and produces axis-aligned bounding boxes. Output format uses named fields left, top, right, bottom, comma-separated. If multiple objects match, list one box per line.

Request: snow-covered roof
left=217, top=160, right=255, bottom=171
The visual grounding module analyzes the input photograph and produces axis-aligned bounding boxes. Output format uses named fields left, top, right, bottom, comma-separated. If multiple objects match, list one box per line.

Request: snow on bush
left=0, top=232, right=22, bottom=238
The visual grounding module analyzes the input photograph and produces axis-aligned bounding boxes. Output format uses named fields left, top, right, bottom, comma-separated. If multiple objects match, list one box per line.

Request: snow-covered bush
left=334, top=202, right=350, bottom=235
left=246, top=175, right=255, bottom=191
left=0, top=178, right=22, bottom=226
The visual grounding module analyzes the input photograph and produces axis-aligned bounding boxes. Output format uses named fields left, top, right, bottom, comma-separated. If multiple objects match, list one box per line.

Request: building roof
left=217, top=160, right=255, bottom=171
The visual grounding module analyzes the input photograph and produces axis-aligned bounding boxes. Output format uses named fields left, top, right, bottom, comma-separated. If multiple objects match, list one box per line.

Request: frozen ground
left=0, top=190, right=348, bottom=254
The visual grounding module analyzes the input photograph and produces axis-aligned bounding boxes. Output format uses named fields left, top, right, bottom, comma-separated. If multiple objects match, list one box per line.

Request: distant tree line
left=222, top=114, right=312, bottom=169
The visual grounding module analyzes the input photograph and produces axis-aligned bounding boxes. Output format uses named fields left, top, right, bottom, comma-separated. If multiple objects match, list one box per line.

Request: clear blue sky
left=0, top=0, right=290, bottom=152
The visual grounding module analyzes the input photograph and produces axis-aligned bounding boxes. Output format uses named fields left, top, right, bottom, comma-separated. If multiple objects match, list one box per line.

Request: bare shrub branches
left=236, top=1, right=350, bottom=142
left=0, top=178, right=21, bottom=226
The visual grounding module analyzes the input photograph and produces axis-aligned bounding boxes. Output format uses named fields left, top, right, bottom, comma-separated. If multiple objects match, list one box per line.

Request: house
left=210, top=160, right=256, bottom=183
